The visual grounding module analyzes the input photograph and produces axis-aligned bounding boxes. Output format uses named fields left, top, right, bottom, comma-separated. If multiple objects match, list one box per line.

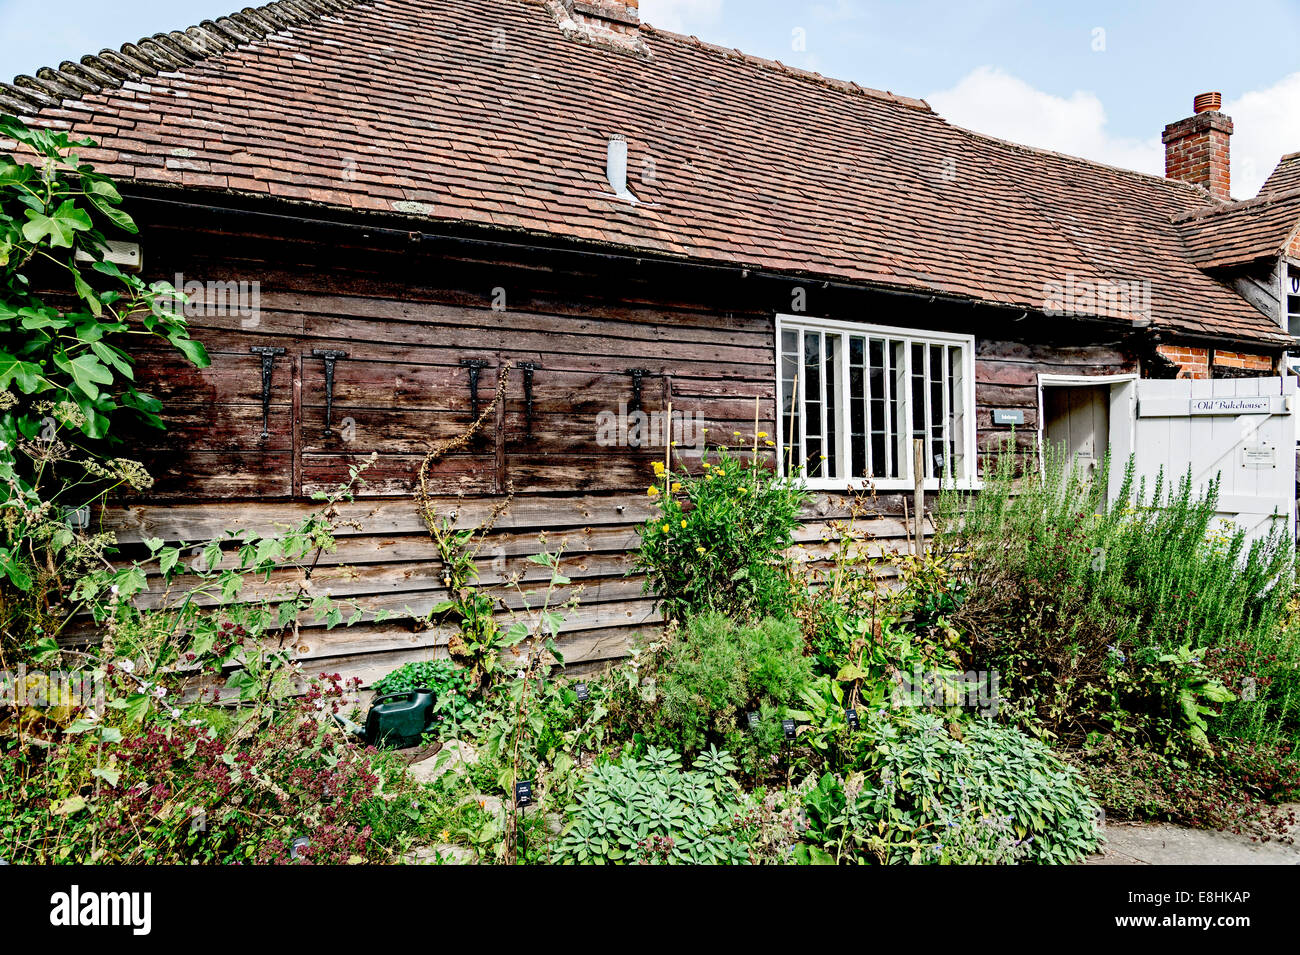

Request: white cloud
left=928, top=66, right=1300, bottom=200
left=1224, top=73, right=1300, bottom=199
left=927, top=66, right=1163, bottom=180
left=638, top=0, right=723, bottom=34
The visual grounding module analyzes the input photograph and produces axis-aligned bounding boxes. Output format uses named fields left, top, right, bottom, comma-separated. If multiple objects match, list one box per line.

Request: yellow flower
left=653, top=461, right=665, bottom=476
left=680, top=519, right=687, bottom=528
left=670, top=482, right=682, bottom=492
left=757, top=431, right=769, bottom=438
left=696, top=546, right=706, bottom=554
left=647, top=486, right=659, bottom=497
left=662, top=524, right=670, bottom=533
left=764, top=440, right=775, bottom=447
left=738, top=486, right=749, bottom=494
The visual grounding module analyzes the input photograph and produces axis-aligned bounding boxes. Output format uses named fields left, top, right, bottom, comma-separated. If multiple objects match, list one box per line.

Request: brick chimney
left=570, top=1, right=639, bottom=34
left=1163, top=92, right=1233, bottom=200
left=550, top=1, right=647, bottom=55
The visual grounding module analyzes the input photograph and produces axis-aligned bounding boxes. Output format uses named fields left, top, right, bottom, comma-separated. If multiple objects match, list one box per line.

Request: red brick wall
left=1214, top=350, right=1274, bottom=372
left=1156, top=344, right=1273, bottom=378
left=1158, top=344, right=1211, bottom=378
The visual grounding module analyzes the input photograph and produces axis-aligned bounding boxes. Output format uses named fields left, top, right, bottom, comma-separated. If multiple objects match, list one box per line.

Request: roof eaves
left=0, top=0, right=369, bottom=117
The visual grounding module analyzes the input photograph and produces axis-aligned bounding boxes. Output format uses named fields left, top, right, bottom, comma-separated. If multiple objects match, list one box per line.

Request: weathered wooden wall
left=93, top=203, right=1138, bottom=684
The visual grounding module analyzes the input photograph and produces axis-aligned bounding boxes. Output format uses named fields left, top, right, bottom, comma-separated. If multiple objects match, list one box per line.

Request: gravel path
left=1087, top=808, right=1300, bottom=865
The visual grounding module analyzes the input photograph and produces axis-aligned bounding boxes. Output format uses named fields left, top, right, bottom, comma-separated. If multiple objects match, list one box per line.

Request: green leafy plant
left=650, top=613, right=812, bottom=755
left=796, top=714, right=1100, bottom=864
left=0, top=114, right=210, bottom=654
left=552, top=746, right=750, bottom=864
left=635, top=443, right=808, bottom=621
left=0, top=114, right=208, bottom=446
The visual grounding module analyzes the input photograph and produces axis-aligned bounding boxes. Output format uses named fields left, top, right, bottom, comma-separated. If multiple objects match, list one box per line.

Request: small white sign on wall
left=1242, top=442, right=1277, bottom=469
left=1190, top=396, right=1273, bottom=415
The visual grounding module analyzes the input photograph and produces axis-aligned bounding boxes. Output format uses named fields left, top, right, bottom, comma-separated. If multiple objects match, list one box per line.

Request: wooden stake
left=664, top=401, right=673, bottom=489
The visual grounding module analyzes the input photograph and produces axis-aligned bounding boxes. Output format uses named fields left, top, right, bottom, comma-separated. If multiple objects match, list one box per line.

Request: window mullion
left=819, top=332, right=829, bottom=480
left=902, top=338, right=912, bottom=485
left=840, top=333, right=851, bottom=480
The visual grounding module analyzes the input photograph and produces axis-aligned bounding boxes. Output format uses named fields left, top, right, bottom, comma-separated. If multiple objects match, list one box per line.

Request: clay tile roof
left=3, top=0, right=1292, bottom=346
left=1174, top=188, right=1300, bottom=269
left=1259, top=152, right=1300, bottom=199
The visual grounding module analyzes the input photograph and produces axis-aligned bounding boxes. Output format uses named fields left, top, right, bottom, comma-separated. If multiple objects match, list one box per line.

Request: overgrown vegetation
left=926, top=445, right=1300, bottom=839
left=0, top=117, right=429, bottom=865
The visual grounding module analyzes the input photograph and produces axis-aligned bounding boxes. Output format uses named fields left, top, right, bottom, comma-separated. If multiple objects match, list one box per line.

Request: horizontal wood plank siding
left=91, top=218, right=1137, bottom=685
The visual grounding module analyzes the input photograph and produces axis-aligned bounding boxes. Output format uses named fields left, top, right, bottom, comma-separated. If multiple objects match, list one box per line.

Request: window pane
left=825, top=333, right=841, bottom=480
left=948, top=346, right=965, bottom=479
left=910, top=342, right=926, bottom=477
left=930, top=343, right=945, bottom=477
left=868, top=338, right=887, bottom=478
left=849, top=336, right=866, bottom=478
left=780, top=328, right=800, bottom=473
left=804, top=332, right=822, bottom=478
left=892, top=340, right=908, bottom=481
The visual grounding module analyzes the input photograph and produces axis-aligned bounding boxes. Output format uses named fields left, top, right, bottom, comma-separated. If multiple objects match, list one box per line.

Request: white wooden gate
left=1128, top=377, right=1296, bottom=546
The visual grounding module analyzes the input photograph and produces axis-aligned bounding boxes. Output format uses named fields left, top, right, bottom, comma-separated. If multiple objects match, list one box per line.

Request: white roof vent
left=606, top=134, right=638, bottom=203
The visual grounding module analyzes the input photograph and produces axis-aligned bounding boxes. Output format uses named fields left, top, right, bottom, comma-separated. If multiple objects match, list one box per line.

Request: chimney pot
left=1193, top=91, right=1222, bottom=114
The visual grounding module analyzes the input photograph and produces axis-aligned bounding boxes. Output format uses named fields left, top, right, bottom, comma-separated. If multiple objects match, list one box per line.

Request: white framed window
left=775, top=314, right=977, bottom=490
left=1286, top=263, right=1300, bottom=337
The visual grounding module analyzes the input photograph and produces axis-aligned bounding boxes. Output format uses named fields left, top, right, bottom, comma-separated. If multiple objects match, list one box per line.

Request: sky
left=1, top=0, right=1297, bottom=197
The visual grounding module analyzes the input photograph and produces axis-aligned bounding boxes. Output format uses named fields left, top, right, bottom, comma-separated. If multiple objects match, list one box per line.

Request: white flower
left=171, top=708, right=181, bottom=719
left=116, top=659, right=135, bottom=674
left=110, top=584, right=119, bottom=596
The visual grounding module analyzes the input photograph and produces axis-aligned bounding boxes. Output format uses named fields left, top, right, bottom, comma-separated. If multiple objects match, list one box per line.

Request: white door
left=1045, top=384, right=1109, bottom=481
left=1131, top=377, right=1296, bottom=547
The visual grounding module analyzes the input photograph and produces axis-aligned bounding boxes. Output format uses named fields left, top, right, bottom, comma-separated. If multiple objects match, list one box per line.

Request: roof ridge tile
left=638, top=21, right=932, bottom=112
left=0, top=0, right=372, bottom=116
left=1173, top=185, right=1300, bottom=224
